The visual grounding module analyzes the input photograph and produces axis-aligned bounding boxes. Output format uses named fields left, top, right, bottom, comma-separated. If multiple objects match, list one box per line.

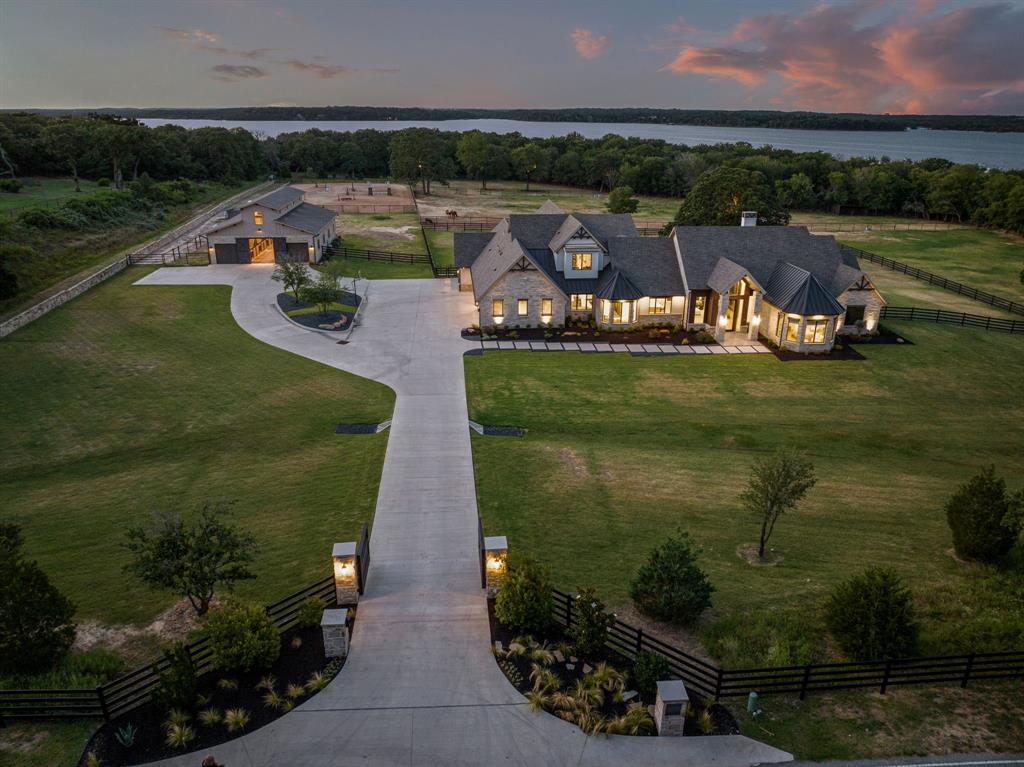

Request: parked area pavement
left=476, top=338, right=772, bottom=355
left=133, top=266, right=792, bottom=767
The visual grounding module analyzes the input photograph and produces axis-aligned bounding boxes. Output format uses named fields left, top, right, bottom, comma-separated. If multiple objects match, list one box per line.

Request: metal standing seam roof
left=764, top=262, right=845, bottom=316
left=276, top=202, right=337, bottom=234
left=253, top=185, right=305, bottom=210
left=595, top=269, right=644, bottom=300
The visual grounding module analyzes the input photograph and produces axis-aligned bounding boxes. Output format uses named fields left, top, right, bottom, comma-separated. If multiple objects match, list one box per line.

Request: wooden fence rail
left=881, top=306, right=1023, bottom=333
left=842, top=245, right=1024, bottom=316
left=550, top=589, right=1024, bottom=701
left=0, top=575, right=337, bottom=722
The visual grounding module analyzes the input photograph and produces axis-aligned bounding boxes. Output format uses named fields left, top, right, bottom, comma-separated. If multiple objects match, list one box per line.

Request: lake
left=140, top=118, right=1024, bottom=169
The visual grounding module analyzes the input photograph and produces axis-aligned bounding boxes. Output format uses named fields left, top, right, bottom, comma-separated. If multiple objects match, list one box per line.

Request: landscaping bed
left=487, top=601, right=737, bottom=737
left=277, top=291, right=359, bottom=332
left=77, top=624, right=342, bottom=767
left=464, top=322, right=718, bottom=345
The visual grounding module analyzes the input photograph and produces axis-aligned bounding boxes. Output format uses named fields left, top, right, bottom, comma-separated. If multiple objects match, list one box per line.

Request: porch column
left=714, top=291, right=728, bottom=342
left=748, top=291, right=764, bottom=341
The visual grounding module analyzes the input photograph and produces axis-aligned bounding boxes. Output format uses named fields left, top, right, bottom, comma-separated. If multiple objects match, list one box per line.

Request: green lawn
left=0, top=177, right=103, bottom=213
left=424, top=230, right=455, bottom=266
left=0, top=267, right=394, bottom=626
left=318, top=256, right=433, bottom=280
left=339, top=211, right=427, bottom=254
left=839, top=229, right=1024, bottom=303
left=286, top=301, right=357, bottom=317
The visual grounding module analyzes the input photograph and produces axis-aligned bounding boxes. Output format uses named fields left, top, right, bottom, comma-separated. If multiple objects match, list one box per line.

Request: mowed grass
left=0, top=177, right=103, bottom=212
left=465, top=323, right=1024, bottom=648
left=424, top=230, right=455, bottom=266
left=0, top=267, right=395, bottom=626
left=839, top=228, right=1024, bottom=303
left=339, top=211, right=427, bottom=254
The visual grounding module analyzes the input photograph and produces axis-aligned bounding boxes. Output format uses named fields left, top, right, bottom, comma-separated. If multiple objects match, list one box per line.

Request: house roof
left=673, top=226, right=868, bottom=301
left=253, top=185, right=305, bottom=210
left=469, top=223, right=558, bottom=302
left=596, top=269, right=644, bottom=300
left=276, top=202, right=337, bottom=234
left=454, top=232, right=496, bottom=268
left=605, top=237, right=686, bottom=297
left=506, top=212, right=637, bottom=251
left=764, top=262, right=845, bottom=316
left=706, top=257, right=760, bottom=295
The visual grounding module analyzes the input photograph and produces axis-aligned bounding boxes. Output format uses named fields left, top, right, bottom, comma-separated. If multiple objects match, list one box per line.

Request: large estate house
left=207, top=185, right=337, bottom=265
left=454, top=202, right=885, bottom=353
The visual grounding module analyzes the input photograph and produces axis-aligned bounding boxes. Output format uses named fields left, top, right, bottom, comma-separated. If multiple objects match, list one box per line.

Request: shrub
left=294, top=596, right=324, bottom=629
left=0, top=178, right=23, bottom=193
left=114, top=722, right=137, bottom=748
left=0, top=520, right=76, bottom=674
left=629, top=531, right=713, bottom=626
left=152, top=642, right=198, bottom=712
left=165, top=722, right=195, bottom=749
left=305, top=671, right=329, bottom=692
left=224, top=708, right=250, bottom=732
left=607, top=185, right=639, bottom=214
left=567, top=587, right=616, bottom=657
left=494, top=554, right=553, bottom=635
left=702, top=610, right=827, bottom=668
left=96, top=177, right=111, bottom=187
left=632, top=651, right=671, bottom=700
left=825, top=567, right=919, bottom=661
left=206, top=601, right=280, bottom=673
left=694, top=330, right=716, bottom=344
left=198, top=708, right=222, bottom=727
left=945, top=466, right=1017, bottom=563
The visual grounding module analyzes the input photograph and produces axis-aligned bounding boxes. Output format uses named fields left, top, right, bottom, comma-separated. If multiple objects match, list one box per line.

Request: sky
left=1, top=0, right=1023, bottom=114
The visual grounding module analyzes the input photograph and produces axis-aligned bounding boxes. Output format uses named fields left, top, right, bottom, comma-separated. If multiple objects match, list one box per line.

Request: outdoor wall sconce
left=332, top=542, right=359, bottom=605
left=483, top=535, right=508, bottom=596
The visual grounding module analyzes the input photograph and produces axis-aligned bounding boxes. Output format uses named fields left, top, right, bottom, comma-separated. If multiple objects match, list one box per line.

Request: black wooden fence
left=322, top=244, right=458, bottom=279
left=842, top=244, right=1024, bottom=316
left=1, top=575, right=337, bottom=722
left=127, top=235, right=211, bottom=266
left=550, top=589, right=1024, bottom=700
left=881, top=306, right=1023, bottom=333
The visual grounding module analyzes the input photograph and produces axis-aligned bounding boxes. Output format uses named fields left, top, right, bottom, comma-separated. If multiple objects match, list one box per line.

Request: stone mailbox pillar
left=653, top=680, right=689, bottom=736
left=320, top=608, right=349, bottom=659
left=483, top=536, right=508, bottom=596
left=332, top=542, right=359, bottom=605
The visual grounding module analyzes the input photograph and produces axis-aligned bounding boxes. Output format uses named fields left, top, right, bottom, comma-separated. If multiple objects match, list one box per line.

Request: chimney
left=741, top=211, right=758, bottom=227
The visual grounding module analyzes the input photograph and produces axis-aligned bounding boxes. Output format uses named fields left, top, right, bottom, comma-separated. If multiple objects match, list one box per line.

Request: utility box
left=320, top=608, right=349, bottom=659
left=654, top=679, right=690, bottom=736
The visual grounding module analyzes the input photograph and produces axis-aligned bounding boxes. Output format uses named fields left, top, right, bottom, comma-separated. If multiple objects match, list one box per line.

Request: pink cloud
left=209, top=64, right=268, bottom=83
left=662, top=2, right=1024, bottom=114
left=570, top=27, right=609, bottom=60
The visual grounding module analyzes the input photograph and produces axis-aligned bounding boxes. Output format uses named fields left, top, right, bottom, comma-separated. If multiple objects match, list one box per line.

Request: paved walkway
left=476, top=339, right=772, bottom=355
left=134, top=266, right=791, bottom=767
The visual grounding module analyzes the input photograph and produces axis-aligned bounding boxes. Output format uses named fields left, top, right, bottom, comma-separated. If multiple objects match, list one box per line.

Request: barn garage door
left=214, top=243, right=238, bottom=264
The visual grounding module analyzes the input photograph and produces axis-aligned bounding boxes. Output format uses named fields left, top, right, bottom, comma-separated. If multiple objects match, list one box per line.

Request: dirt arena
left=293, top=182, right=414, bottom=211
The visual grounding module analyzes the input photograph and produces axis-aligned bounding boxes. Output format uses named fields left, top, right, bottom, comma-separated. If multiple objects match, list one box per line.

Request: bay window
left=804, top=318, right=829, bottom=344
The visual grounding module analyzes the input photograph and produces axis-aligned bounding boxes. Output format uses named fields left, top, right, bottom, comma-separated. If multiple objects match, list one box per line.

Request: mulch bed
left=487, top=601, right=737, bottom=737
left=463, top=325, right=717, bottom=346
left=846, top=326, right=914, bottom=345
left=480, top=425, right=525, bottom=437
left=78, top=625, right=340, bottom=767
left=277, top=292, right=359, bottom=332
left=767, top=342, right=867, bottom=362
left=335, top=422, right=386, bottom=434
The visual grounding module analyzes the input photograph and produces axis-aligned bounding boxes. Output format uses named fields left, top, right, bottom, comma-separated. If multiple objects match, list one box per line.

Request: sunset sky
left=1, top=0, right=1022, bottom=114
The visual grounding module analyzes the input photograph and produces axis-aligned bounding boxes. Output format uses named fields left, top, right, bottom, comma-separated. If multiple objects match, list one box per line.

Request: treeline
left=3, top=114, right=1024, bottom=234
left=24, top=106, right=1024, bottom=133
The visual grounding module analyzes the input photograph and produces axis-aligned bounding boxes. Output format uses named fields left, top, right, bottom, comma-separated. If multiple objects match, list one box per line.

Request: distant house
left=454, top=202, right=885, bottom=353
left=207, top=186, right=337, bottom=264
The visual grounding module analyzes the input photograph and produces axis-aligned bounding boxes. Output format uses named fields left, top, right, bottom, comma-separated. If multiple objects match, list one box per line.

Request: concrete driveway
left=133, top=265, right=791, bottom=766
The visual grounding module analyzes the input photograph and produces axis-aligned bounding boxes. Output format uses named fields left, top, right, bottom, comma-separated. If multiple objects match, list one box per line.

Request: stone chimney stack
left=741, top=211, right=758, bottom=227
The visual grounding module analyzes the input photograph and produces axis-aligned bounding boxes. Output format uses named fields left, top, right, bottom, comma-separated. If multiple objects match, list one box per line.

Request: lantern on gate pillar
left=332, top=542, right=358, bottom=605
left=483, top=536, right=508, bottom=595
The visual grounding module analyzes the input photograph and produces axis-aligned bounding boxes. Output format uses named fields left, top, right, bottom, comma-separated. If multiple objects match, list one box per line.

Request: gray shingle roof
left=454, top=232, right=496, bottom=268
left=764, top=262, right=845, bottom=316
left=506, top=212, right=637, bottom=251
left=605, top=237, right=685, bottom=297
left=575, top=213, right=639, bottom=246
left=276, top=202, right=337, bottom=234
left=254, top=185, right=304, bottom=210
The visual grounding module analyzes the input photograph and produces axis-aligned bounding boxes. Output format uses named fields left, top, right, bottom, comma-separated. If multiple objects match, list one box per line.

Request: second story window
left=571, top=252, right=593, bottom=271
left=254, top=211, right=264, bottom=226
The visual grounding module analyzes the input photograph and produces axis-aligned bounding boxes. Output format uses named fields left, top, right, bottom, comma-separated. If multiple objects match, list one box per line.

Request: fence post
left=799, top=664, right=811, bottom=700
left=96, top=685, right=110, bottom=722
left=714, top=668, right=723, bottom=700
left=880, top=660, right=892, bottom=695
left=565, top=593, right=573, bottom=629
left=961, top=653, right=975, bottom=688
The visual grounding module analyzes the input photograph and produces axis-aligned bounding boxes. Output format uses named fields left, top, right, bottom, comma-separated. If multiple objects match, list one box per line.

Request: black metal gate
left=477, top=516, right=486, bottom=589
left=356, top=522, right=370, bottom=595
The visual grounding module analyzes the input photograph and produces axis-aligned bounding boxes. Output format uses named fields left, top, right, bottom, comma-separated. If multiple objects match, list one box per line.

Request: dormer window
left=254, top=211, right=264, bottom=226
left=571, top=253, right=593, bottom=271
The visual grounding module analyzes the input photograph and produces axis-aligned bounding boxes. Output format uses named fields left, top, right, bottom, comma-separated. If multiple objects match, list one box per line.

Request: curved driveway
left=134, top=265, right=791, bottom=767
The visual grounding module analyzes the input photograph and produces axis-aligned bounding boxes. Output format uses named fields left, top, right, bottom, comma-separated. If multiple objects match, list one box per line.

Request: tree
left=43, top=117, right=92, bottom=192
left=272, top=261, right=310, bottom=299
left=124, top=502, right=257, bottom=616
left=629, top=531, right=713, bottom=625
left=494, top=554, right=553, bottom=635
left=945, top=466, right=1017, bottom=563
left=775, top=173, right=815, bottom=210
left=511, top=143, right=548, bottom=191
left=607, top=185, right=639, bottom=214
left=389, top=128, right=451, bottom=194
left=302, top=274, right=339, bottom=315
left=825, top=568, right=918, bottom=661
left=670, top=167, right=790, bottom=228
left=0, top=520, right=76, bottom=674
left=741, top=451, right=817, bottom=559
left=456, top=130, right=493, bottom=190
left=567, top=586, right=616, bottom=656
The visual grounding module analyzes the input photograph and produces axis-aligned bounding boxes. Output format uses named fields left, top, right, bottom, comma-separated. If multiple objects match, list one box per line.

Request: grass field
left=424, top=230, right=455, bottom=266
left=0, top=267, right=394, bottom=626
left=339, top=211, right=427, bottom=254
left=0, top=177, right=104, bottom=213
left=839, top=229, right=1024, bottom=303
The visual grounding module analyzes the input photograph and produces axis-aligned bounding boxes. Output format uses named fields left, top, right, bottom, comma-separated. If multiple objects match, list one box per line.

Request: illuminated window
left=804, top=318, right=829, bottom=343
left=571, top=252, right=593, bottom=270
left=541, top=298, right=553, bottom=317
left=518, top=299, right=528, bottom=316
left=254, top=211, right=264, bottom=225
left=786, top=317, right=801, bottom=342
left=648, top=297, right=670, bottom=314
left=601, top=299, right=635, bottom=325
left=845, top=305, right=865, bottom=325
left=492, top=299, right=504, bottom=318
left=775, top=312, right=784, bottom=340
left=693, top=295, right=706, bottom=324
left=570, top=293, right=593, bottom=311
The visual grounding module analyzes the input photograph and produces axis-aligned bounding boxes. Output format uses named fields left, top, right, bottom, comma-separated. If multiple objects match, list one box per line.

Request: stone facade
left=320, top=608, right=349, bottom=659
left=479, top=269, right=566, bottom=329
left=653, top=680, right=689, bottom=736
left=760, top=303, right=842, bottom=352
left=836, top=287, right=886, bottom=335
